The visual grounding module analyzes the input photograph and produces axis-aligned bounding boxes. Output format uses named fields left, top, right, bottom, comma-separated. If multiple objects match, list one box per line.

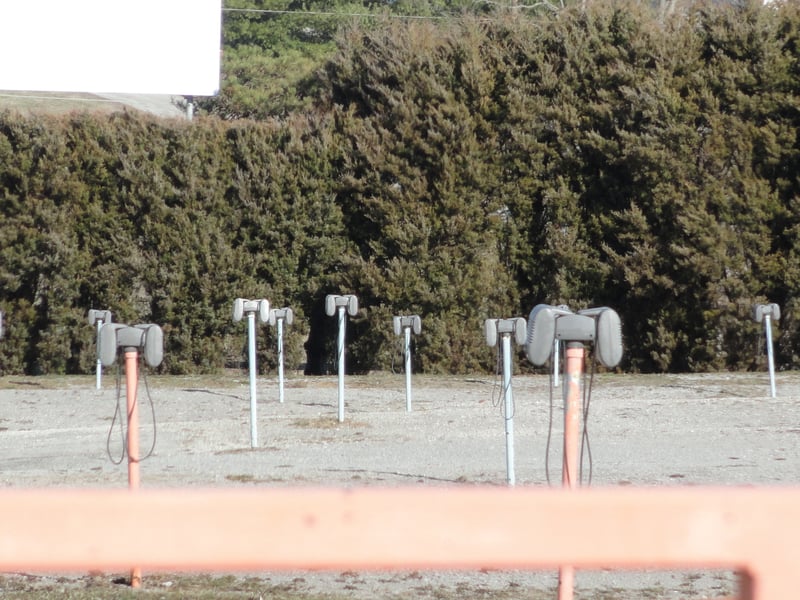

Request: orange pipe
left=123, top=349, right=141, bottom=588
left=562, top=343, right=584, bottom=490
left=559, top=343, right=584, bottom=600
left=125, top=350, right=140, bottom=492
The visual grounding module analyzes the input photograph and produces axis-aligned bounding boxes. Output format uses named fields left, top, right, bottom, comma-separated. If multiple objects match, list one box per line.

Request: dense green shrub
left=0, top=112, right=352, bottom=375
left=1, top=2, right=799, bottom=375
left=322, top=20, right=518, bottom=372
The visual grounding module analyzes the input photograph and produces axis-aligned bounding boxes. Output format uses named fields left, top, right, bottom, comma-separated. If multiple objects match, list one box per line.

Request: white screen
left=0, top=0, right=221, bottom=95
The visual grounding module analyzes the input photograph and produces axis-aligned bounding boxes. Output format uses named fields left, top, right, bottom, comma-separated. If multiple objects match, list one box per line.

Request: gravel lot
left=2, top=369, right=799, bottom=598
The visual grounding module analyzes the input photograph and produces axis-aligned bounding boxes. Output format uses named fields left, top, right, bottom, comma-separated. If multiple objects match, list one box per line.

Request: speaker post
left=88, top=309, right=113, bottom=389
left=485, top=317, right=527, bottom=486
left=393, top=315, right=422, bottom=412
left=233, top=298, right=269, bottom=447
left=325, top=294, right=358, bottom=422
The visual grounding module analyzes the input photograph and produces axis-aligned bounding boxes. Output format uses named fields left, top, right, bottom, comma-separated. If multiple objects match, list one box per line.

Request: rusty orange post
left=562, top=342, right=584, bottom=490
left=559, top=342, right=584, bottom=600
left=124, top=349, right=141, bottom=588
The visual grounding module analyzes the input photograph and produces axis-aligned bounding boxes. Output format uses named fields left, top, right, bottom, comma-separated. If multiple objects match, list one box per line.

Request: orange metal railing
left=0, top=486, right=798, bottom=598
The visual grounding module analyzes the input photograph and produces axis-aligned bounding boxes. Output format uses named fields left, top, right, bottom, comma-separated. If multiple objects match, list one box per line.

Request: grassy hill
left=0, top=91, right=187, bottom=118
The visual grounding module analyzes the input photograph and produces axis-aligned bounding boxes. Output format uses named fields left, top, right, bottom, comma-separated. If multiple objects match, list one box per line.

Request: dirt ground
left=2, top=369, right=799, bottom=598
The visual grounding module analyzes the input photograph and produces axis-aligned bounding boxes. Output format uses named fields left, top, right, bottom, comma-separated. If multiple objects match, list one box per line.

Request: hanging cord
left=756, top=327, right=765, bottom=366
left=490, top=343, right=503, bottom=409
left=544, top=347, right=557, bottom=487
left=106, top=360, right=126, bottom=465
left=138, top=354, right=158, bottom=461
left=490, top=341, right=515, bottom=420
left=335, top=314, right=345, bottom=375
left=390, top=331, right=417, bottom=376
left=405, top=335, right=412, bottom=375
left=561, top=405, right=573, bottom=487
left=105, top=352, right=158, bottom=464
left=390, top=335, right=400, bottom=374
left=559, top=343, right=580, bottom=489
left=579, top=354, right=595, bottom=486
left=500, top=341, right=515, bottom=420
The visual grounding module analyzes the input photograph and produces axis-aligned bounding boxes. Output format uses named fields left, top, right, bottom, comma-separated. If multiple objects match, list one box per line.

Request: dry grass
left=0, top=91, right=128, bottom=115
left=0, top=572, right=580, bottom=599
left=0, top=573, right=355, bottom=599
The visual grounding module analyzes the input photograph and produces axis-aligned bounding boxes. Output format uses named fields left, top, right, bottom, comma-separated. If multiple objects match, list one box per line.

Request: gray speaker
left=484, top=319, right=498, bottom=348
left=269, top=307, right=294, bottom=327
left=771, top=303, right=781, bottom=321
left=593, top=308, right=623, bottom=368
left=99, top=323, right=125, bottom=367
left=136, top=324, right=164, bottom=368
left=325, top=295, right=336, bottom=317
left=347, top=295, right=359, bottom=316
left=393, top=316, right=402, bottom=336
left=257, top=299, right=270, bottom=323
left=525, top=305, right=571, bottom=366
left=412, top=315, right=422, bottom=335
left=513, top=317, right=527, bottom=346
left=232, top=298, right=245, bottom=323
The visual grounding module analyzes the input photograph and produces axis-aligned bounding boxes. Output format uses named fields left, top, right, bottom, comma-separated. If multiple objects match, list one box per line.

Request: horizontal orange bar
left=0, top=486, right=797, bottom=596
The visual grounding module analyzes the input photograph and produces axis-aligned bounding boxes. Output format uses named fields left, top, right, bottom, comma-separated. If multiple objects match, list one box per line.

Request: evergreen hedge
left=1, top=2, right=798, bottom=375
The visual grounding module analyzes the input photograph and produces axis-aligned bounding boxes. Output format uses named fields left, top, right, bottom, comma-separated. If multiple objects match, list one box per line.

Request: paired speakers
left=233, top=298, right=270, bottom=323
left=484, top=317, right=527, bottom=348
left=753, top=303, right=780, bottom=323
left=525, top=304, right=623, bottom=368
left=393, top=315, right=422, bottom=336
left=268, top=307, right=294, bottom=327
left=325, top=294, right=358, bottom=317
left=99, top=323, right=164, bottom=368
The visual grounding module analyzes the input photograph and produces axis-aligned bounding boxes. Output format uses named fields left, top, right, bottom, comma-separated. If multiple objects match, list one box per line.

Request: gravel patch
left=2, top=370, right=798, bottom=598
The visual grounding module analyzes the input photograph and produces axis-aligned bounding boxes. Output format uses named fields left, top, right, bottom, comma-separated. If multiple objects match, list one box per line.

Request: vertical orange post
left=559, top=342, right=584, bottom=600
left=124, top=349, right=141, bottom=588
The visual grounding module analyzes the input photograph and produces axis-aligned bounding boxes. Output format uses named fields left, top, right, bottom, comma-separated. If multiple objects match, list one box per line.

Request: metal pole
left=559, top=342, right=584, bottom=600
left=337, top=306, right=346, bottom=423
left=502, top=333, right=515, bottom=487
left=124, top=349, right=141, bottom=588
left=277, top=317, right=285, bottom=404
left=553, top=338, right=560, bottom=386
left=96, top=320, right=103, bottom=390
left=248, top=312, right=258, bottom=448
left=404, top=326, right=412, bottom=412
left=765, top=314, right=776, bottom=398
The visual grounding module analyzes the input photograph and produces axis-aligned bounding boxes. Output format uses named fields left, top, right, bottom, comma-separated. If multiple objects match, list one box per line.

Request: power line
left=223, top=7, right=446, bottom=19
left=222, top=1, right=557, bottom=20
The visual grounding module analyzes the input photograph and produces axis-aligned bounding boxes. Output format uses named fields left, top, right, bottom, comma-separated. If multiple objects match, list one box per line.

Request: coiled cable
left=106, top=354, right=157, bottom=465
